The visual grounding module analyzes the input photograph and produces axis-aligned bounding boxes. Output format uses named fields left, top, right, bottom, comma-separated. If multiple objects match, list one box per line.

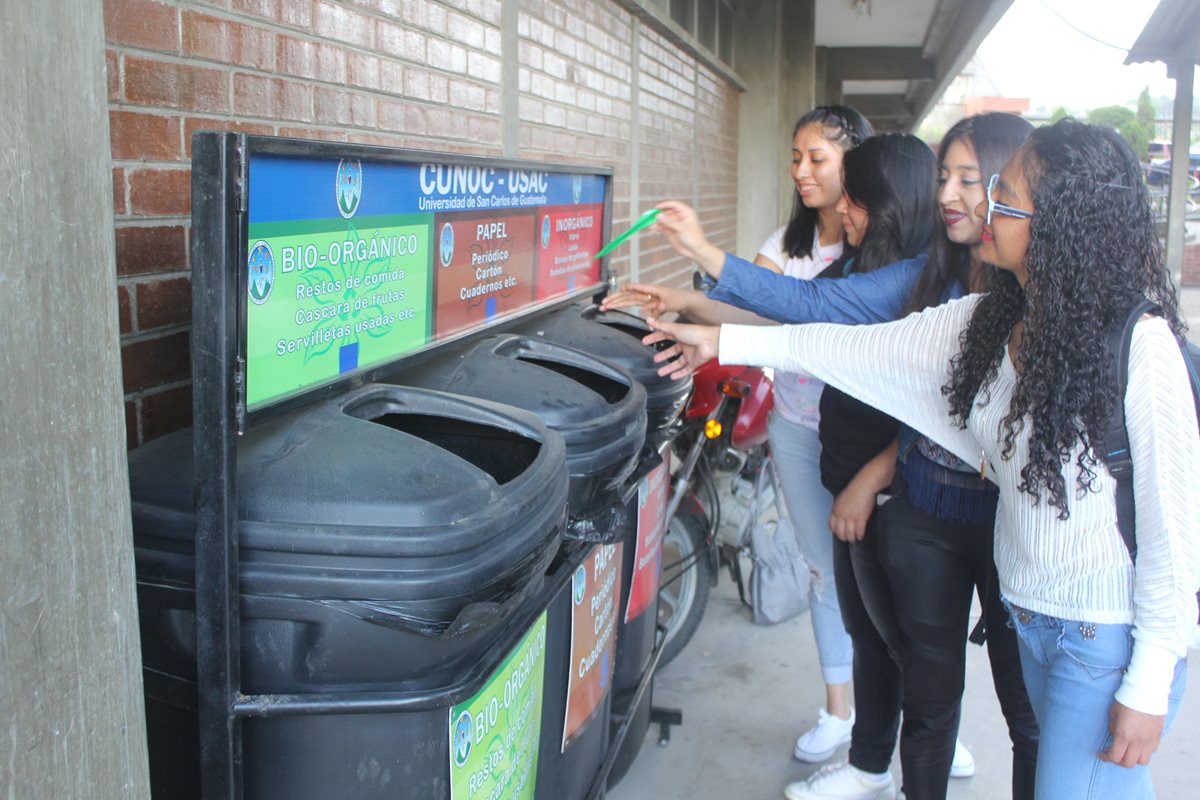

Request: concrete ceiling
left=813, top=0, right=1015, bottom=130
left=816, top=0, right=939, bottom=47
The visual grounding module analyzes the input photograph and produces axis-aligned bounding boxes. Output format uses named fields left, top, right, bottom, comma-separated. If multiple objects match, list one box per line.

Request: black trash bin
left=394, top=333, right=647, bottom=527
left=392, top=333, right=648, bottom=799
left=511, top=302, right=687, bottom=787
left=130, top=384, right=571, bottom=800
left=511, top=303, right=691, bottom=439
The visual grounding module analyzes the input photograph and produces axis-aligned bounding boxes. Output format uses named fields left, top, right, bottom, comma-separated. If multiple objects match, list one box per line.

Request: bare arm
left=752, top=253, right=785, bottom=274
left=651, top=201, right=726, bottom=277
left=829, top=440, right=898, bottom=542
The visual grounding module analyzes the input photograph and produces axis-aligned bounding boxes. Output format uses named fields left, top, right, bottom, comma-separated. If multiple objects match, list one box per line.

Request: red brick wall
left=1184, top=242, right=1200, bottom=288
left=107, top=0, right=739, bottom=446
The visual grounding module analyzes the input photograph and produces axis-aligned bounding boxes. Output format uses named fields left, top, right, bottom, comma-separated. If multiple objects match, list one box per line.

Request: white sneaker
left=950, top=738, right=975, bottom=778
left=784, top=761, right=896, bottom=800
left=793, top=707, right=856, bottom=762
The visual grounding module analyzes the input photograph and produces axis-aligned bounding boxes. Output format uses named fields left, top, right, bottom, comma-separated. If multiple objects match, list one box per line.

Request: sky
left=974, top=0, right=1193, bottom=113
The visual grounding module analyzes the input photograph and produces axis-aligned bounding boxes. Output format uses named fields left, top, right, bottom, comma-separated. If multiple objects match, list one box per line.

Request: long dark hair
left=903, top=113, right=1034, bottom=314
left=944, top=119, right=1183, bottom=517
left=780, top=105, right=874, bottom=260
left=836, top=133, right=937, bottom=274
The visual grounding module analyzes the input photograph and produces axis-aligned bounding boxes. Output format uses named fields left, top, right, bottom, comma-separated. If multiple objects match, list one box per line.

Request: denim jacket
left=708, top=249, right=997, bottom=521
left=707, top=250, right=928, bottom=325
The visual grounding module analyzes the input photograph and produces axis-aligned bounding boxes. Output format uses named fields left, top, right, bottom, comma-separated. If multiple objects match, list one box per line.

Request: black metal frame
left=583, top=623, right=682, bottom=800
left=189, top=131, right=616, bottom=800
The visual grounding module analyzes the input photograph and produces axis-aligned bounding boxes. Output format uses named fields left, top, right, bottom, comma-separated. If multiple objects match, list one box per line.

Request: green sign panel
left=245, top=215, right=432, bottom=408
left=449, top=611, right=548, bottom=800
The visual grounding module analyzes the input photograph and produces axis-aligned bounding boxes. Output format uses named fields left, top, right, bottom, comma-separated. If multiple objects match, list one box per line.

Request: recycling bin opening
left=512, top=353, right=631, bottom=403
left=348, top=409, right=543, bottom=485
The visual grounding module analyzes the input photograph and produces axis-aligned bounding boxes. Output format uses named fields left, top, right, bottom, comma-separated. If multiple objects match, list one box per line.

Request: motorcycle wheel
left=657, top=511, right=711, bottom=668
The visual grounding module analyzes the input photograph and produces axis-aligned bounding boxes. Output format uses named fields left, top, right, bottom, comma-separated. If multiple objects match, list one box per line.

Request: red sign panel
left=562, top=542, right=622, bottom=751
left=625, top=446, right=670, bottom=623
left=535, top=204, right=604, bottom=300
left=432, top=210, right=536, bottom=337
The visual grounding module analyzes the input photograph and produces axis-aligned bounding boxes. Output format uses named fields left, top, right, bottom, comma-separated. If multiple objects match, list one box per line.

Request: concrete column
left=815, top=47, right=829, bottom=106
left=1165, top=63, right=1195, bottom=282
left=779, top=1, right=817, bottom=214
left=502, top=0, right=520, bottom=157
left=0, top=2, right=150, bottom=798
left=733, top=0, right=817, bottom=256
left=630, top=18, right=643, bottom=282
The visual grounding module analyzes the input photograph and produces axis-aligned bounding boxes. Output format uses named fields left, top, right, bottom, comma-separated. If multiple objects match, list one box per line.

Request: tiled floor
left=608, top=560, right=1200, bottom=800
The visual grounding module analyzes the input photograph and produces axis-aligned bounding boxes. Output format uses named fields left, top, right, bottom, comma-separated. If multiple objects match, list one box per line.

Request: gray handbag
left=748, top=459, right=811, bottom=625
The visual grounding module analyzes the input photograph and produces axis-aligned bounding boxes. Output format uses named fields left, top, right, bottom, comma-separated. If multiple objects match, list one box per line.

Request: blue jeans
left=768, top=413, right=853, bottom=686
left=1005, top=602, right=1188, bottom=799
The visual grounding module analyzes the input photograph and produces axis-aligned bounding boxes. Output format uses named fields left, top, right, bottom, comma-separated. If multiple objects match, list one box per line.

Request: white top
left=756, top=226, right=843, bottom=430
left=721, top=295, right=1200, bottom=715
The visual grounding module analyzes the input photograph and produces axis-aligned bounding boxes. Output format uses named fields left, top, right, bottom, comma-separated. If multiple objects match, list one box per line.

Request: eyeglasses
left=986, top=173, right=1034, bottom=225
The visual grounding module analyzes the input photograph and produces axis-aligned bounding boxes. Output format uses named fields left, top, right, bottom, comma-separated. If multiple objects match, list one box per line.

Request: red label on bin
left=562, top=542, right=622, bottom=751
left=625, top=446, right=670, bottom=623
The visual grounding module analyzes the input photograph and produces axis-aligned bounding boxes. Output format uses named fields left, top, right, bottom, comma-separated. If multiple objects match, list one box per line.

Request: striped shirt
left=720, top=294, right=1200, bottom=715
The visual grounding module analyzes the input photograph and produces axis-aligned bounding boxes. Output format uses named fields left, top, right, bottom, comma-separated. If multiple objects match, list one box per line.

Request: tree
left=1087, top=105, right=1149, bottom=160
left=1087, top=105, right=1136, bottom=130
left=1119, top=119, right=1149, bottom=162
left=1137, top=87, right=1156, bottom=139
left=1050, top=105, right=1070, bottom=123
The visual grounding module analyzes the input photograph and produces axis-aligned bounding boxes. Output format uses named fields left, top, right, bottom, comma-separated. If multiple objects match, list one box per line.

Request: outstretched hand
left=642, top=317, right=721, bottom=379
left=652, top=201, right=726, bottom=277
left=600, top=282, right=688, bottom=317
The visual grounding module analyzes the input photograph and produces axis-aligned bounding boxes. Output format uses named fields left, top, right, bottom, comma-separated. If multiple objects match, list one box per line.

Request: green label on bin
left=449, top=611, right=547, bottom=800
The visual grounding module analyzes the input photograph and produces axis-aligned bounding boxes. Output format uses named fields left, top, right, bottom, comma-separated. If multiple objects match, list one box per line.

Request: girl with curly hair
left=646, top=119, right=1199, bottom=799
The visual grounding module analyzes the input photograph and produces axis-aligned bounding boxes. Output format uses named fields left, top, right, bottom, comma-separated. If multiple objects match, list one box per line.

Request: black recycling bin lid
left=129, top=384, right=569, bottom=633
left=395, top=334, right=647, bottom=514
left=512, top=303, right=691, bottom=433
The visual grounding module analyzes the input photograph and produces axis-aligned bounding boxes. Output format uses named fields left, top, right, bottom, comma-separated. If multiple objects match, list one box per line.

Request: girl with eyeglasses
left=645, top=118, right=1199, bottom=800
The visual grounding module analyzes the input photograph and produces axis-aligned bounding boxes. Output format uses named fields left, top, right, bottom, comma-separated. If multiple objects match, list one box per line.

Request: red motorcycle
left=656, top=358, right=776, bottom=666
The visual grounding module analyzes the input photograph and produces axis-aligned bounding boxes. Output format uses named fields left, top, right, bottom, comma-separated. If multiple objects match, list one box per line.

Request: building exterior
left=2, top=2, right=1014, bottom=797
left=106, top=0, right=1012, bottom=447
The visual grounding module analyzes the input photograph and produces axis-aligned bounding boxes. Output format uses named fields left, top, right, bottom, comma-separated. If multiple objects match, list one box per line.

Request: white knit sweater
left=721, top=295, right=1200, bottom=715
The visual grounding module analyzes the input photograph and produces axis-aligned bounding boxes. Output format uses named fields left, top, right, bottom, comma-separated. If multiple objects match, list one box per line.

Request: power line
left=1039, top=0, right=1131, bottom=52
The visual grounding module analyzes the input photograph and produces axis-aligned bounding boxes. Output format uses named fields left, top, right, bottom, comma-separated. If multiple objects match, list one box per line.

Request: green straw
left=593, top=207, right=662, bottom=260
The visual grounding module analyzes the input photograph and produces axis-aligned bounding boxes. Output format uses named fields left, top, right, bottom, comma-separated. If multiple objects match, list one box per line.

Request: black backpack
left=1100, top=298, right=1200, bottom=622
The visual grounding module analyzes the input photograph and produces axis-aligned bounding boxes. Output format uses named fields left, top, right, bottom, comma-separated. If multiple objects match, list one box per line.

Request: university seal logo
left=541, top=214, right=551, bottom=249
left=452, top=710, right=473, bottom=767
left=439, top=223, right=455, bottom=267
left=572, top=174, right=583, bottom=204
left=335, top=159, right=363, bottom=219
left=247, top=240, right=274, bottom=305
left=574, top=566, right=587, bottom=605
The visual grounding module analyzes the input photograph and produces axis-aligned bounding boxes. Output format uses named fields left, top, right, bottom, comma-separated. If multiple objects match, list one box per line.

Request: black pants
left=875, top=493, right=1039, bottom=800
left=831, top=512, right=904, bottom=776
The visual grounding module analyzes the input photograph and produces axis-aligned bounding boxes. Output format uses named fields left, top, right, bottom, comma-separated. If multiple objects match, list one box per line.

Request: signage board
left=241, top=144, right=610, bottom=413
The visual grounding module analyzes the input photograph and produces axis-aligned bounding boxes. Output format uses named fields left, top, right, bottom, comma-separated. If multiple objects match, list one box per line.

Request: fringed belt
left=898, top=450, right=998, bottom=525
